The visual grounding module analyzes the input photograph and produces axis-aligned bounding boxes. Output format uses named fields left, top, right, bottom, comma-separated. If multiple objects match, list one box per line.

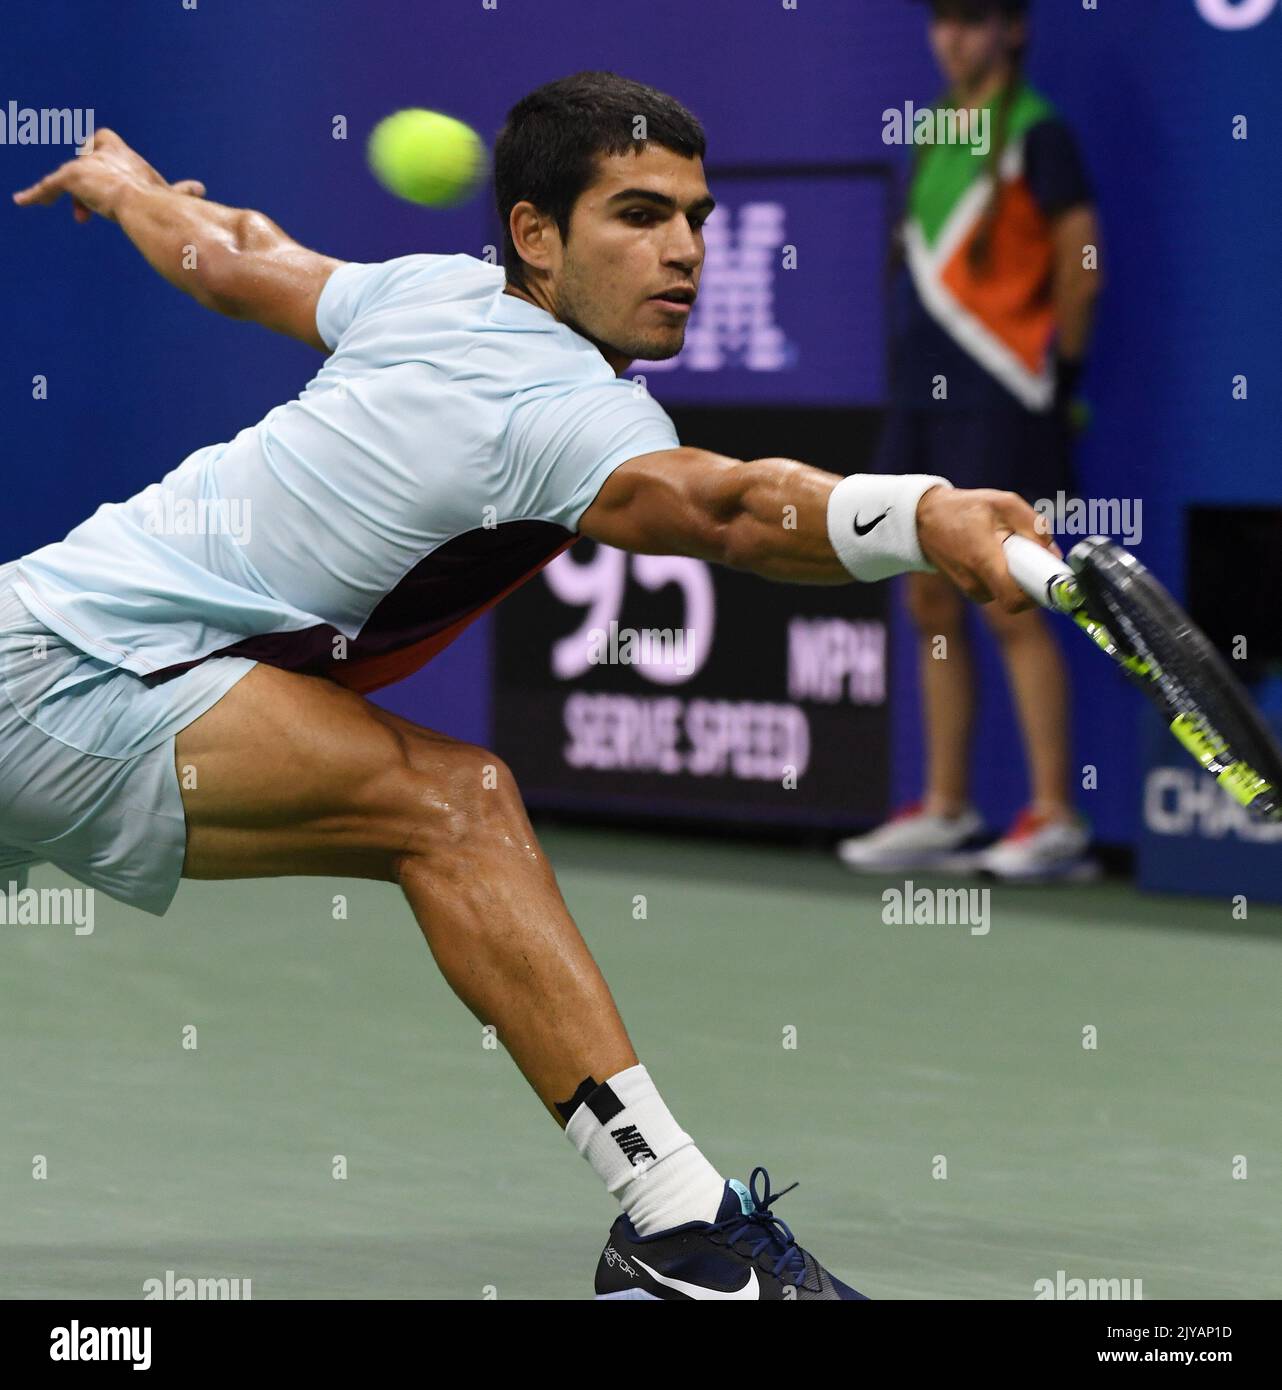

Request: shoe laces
left=707, top=1166, right=807, bottom=1285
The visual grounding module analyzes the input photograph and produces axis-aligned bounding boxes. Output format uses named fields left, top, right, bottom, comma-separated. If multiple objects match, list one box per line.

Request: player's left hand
left=916, top=485, right=1061, bottom=613
left=12, top=127, right=207, bottom=224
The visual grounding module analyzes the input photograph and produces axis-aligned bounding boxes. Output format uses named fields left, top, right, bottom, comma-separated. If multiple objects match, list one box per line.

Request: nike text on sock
left=563, top=1064, right=725, bottom=1235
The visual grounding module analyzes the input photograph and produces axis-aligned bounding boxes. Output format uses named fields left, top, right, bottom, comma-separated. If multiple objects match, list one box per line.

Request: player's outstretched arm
left=578, top=447, right=1054, bottom=612
left=12, top=128, right=340, bottom=350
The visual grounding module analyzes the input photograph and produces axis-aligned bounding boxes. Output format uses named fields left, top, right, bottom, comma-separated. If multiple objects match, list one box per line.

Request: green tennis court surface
left=2, top=824, right=1279, bottom=1300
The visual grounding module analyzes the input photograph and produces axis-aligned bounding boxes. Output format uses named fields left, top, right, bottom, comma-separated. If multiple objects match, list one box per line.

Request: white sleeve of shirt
left=502, top=378, right=681, bottom=533
left=315, top=254, right=457, bottom=350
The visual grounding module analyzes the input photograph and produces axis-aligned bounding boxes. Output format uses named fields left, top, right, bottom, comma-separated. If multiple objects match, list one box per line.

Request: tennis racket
left=1003, top=533, right=1282, bottom=823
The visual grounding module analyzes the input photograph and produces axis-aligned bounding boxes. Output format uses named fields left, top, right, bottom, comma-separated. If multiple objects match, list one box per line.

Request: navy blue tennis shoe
left=593, top=1166, right=868, bottom=1301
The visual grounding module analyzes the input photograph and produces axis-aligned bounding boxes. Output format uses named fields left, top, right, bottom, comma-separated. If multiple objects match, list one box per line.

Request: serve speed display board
left=493, top=530, right=890, bottom=829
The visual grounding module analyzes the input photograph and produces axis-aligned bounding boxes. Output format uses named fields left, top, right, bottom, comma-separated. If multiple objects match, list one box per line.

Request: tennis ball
left=366, top=108, right=487, bottom=208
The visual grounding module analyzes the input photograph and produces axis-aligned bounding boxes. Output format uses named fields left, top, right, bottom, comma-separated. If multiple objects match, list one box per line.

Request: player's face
left=928, top=14, right=1021, bottom=92
left=554, top=145, right=714, bottom=371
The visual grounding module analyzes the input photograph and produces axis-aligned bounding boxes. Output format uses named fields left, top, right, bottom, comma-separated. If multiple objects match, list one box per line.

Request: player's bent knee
left=368, top=732, right=529, bottom=879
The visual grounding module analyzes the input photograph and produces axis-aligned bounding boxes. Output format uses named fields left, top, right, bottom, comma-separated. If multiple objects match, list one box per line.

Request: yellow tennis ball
left=367, top=108, right=487, bottom=208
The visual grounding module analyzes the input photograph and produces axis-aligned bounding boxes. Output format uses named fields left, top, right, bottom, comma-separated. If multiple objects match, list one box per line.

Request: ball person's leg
left=905, top=570, right=975, bottom=815
left=978, top=600, right=1074, bottom=817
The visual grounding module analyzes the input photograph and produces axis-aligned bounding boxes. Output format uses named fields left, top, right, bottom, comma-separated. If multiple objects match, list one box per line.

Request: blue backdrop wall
left=2, top=0, right=1278, bottom=846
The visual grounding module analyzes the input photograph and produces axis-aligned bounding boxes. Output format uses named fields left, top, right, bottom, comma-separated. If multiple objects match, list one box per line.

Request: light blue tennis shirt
left=14, top=253, right=680, bottom=692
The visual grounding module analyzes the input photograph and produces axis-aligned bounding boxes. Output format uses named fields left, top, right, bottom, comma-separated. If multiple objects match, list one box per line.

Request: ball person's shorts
left=0, top=561, right=257, bottom=915
left=872, top=404, right=1076, bottom=506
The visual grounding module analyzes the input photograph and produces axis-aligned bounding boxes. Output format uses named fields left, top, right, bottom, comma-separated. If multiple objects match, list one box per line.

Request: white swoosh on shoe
left=633, top=1258, right=760, bottom=1300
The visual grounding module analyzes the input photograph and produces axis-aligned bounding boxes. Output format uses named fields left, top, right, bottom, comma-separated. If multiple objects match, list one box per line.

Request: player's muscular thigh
left=174, top=663, right=510, bottom=881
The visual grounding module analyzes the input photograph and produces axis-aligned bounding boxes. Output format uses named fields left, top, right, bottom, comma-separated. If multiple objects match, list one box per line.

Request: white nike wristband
left=826, top=473, right=953, bottom=582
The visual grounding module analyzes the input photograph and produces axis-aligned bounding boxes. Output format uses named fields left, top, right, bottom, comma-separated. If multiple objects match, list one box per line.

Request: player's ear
left=509, top=202, right=554, bottom=277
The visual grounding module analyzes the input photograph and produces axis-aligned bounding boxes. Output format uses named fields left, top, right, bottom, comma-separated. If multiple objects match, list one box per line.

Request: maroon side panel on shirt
left=151, top=521, right=578, bottom=695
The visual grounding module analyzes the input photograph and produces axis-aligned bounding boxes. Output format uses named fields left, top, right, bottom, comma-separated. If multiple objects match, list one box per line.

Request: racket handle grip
left=1003, top=534, right=1080, bottom=612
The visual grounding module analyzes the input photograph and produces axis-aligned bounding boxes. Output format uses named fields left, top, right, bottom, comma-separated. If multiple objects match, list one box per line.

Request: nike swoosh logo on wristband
left=633, top=1258, right=761, bottom=1300
left=853, top=508, right=890, bottom=536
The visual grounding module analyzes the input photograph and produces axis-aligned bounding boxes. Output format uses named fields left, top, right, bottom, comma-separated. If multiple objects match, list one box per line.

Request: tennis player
left=9, top=71, right=1053, bottom=1300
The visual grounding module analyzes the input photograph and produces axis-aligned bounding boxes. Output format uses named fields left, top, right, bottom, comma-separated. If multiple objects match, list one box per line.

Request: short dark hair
left=494, top=71, right=707, bottom=289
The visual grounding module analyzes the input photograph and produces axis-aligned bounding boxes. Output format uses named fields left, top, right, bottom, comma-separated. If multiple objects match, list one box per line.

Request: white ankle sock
left=563, top=1064, right=725, bottom=1235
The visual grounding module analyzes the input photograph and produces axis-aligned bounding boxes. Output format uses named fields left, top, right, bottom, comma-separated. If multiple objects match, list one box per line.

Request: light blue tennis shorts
left=0, top=561, right=257, bottom=915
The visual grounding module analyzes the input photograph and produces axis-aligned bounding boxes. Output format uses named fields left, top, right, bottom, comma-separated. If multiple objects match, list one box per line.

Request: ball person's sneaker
left=593, top=1166, right=868, bottom=1301
left=973, top=808, right=1099, bottom=882
left=837, top=802, right=985, bottom=872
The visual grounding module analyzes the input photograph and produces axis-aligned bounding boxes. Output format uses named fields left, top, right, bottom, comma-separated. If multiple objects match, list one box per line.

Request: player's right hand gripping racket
left=1003, top=534, right=1282, bottom=823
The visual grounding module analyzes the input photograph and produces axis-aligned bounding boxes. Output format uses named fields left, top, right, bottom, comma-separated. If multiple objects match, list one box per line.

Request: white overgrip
left=1002, top=534, right=1079, bottom=612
